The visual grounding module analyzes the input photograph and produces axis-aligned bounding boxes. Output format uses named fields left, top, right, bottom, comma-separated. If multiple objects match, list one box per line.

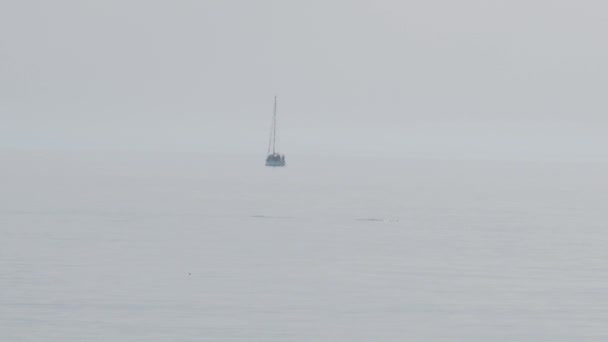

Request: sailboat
left=265, top=96, right=286, bottom=167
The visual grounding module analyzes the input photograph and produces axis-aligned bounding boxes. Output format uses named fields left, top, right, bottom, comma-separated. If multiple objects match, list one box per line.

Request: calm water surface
left=2, top=151, right=608, bottom=341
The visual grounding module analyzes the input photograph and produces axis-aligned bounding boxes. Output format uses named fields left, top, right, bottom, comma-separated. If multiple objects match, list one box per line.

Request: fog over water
left=3, top=151, right=608, bottom=341
left=2, top=1, right=608, bottom=340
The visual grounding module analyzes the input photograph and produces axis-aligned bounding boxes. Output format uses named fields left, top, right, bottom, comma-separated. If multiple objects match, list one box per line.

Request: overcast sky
left=1, top=0, right=607, bottom=159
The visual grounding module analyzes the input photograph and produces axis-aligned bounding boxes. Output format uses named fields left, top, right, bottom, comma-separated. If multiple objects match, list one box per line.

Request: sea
left=2, top=149, right=608, bottom=341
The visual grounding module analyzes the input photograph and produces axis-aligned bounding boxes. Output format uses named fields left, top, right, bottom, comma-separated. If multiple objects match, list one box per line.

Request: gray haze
left=2, top=0, right=608, bottom=159
left=3, top=1, right=608, bottom=341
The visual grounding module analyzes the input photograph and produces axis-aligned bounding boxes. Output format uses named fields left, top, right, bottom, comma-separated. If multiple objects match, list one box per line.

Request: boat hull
left=265, top=160, right=286, bottom=167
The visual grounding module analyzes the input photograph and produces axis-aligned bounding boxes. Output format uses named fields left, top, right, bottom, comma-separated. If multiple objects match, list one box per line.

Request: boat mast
left=272, top=96, right=277, bottom=154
